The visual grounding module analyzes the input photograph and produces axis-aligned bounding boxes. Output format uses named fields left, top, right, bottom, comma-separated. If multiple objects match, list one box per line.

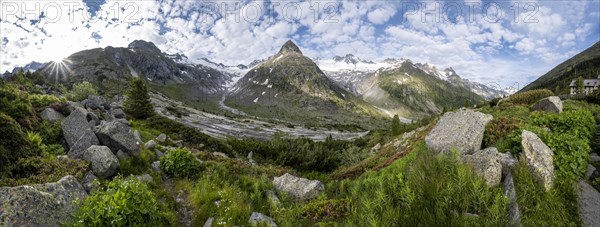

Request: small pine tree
left=391, top=114, right=401, bottom=136
left=124, top=77, right=154, bottom=119
left=576, top=76, right=585, bottom=95
left=464, top=100, right=471, bottom=108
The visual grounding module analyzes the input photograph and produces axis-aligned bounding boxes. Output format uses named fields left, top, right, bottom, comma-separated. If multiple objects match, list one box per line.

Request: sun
left=46, top=58, right=73, bottom=82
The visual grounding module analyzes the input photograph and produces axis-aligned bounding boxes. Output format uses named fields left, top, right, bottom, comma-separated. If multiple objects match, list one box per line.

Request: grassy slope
left=520, top=41, right=600, bottom=94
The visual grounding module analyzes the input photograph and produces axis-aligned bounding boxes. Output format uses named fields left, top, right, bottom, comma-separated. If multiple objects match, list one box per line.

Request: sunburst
left=47, top=58, right=73, bottom=82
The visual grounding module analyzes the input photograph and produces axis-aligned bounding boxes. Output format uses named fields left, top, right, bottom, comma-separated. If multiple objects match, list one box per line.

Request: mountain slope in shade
left=520, top=41, right=600, bottom=93
left=37, top=40, right=241, bottom=108
left=225, top=40, right=386, bottom=129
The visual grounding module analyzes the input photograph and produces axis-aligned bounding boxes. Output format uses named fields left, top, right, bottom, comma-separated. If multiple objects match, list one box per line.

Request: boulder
left=64, top=101, right=84, bottom=115
left=590, top=152, right=600, bottom=163
left=111, top=108, right=126, bottom=119
left=145, top=140, right=157, bottom=149
left=532, top=96, right=563, bottom=113
left=134, top=174, right=153, bottom=183
left=95, top=120, right=141, bottom=156
left=521, top=130, right=554, bottom=191
left=504, top=173, right=522, bottom=227
left=577, top=180, right=600, bottom=227
left=248, top=212, right=277, bottom=227
left=40, top=108, right=65, bottom=122
left=156, top=134, right=167, bottom=143
left=62, top=108, right=99, bottom=159
left=586, top=165, right=597, bottom=180
left=498, top=152, right=518, bottom=177
left=265, top=190, right=281, bottom=208
left=0, top=175, right=88, bottom=226
left=81, top=171, right=99, bottom=193
left=273, top=173, right=324, bottom=201
left=425, top=108, right=493, bottom=155
left=85, top=95, right=109, bottom=110
left=462, top=147, right=502, bottom=187
left=83, top=145, right=120, bottom=179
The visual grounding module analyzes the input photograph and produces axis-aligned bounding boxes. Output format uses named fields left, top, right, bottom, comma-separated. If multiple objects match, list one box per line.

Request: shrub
left=0, top=156, right=87, bottom=187
left=484, top=117, right=521, bottom=148
left=65, top=81, right=97, bottom=101
left=124, top=78, right=154, bottom=119
left=301, top=198, right=350, bottom=221
left=146, top=115, right=231, bottom=152
left=119, top=148, right=155, bottom=176
left=32, top=120, right=63, bottom=145
left=0, top=113, right=34, bottom=177
left=71, top=176, right=172, bottom=226
left=160, top=148, right=202, bottom=178
left=531, top=110, right=595, bottom=140
left=506, top=89, right=554, bottom=105
left=391, top=115, right=401, bottom=136
left=29, top=94, right=65, bottom=109
left=0, top=83, right=36, bottom=124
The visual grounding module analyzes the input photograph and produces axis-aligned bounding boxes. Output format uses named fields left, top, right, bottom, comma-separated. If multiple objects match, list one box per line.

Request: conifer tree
left=124, top=77, right=154, bottom=119
left=391, top=114, right=401, bottom=136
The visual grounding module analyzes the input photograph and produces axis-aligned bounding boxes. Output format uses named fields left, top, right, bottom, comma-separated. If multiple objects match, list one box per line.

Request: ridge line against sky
left=1, top=0, right=599, bottom=90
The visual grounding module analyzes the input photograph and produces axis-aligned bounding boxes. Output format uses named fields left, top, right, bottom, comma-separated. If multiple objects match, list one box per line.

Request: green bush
left=346, top=142, right=508, bottom=226
left=0, top=156, right=87, bottom=187
left=29, top=94, right=65, bottom=109
left=531, top=110, right=595, bottom=140
left=301, top=198, right=350, bottom=221
left=119, top=148, right=155, bottom=176
left=65, top=82, right=97, bottom=101
left=160, top=148, right=202, bottom=178
left=32, top=120, right=63, bottom=145
left=71, top=176, right=172, bottom=226
left=484, top=117, right=521, bottom=148
left=0, top=83, right=36, bottom=125
left=506, top=89, right=554, bottom=105
left=0, top=112, right=34, bottom=177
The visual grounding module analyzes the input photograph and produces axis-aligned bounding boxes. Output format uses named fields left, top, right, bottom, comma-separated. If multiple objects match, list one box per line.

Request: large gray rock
left=577, top=180, right=600, bottom=227
left=504, top=173, right=522, bottom=227
left=81, top=171, right=99, bottom=193
left=0, top=175, right=88, bottom=226
left=95, top=120, right=141, bottom=156
left=248, top=212, right=277, bottom=227
left=532, top=96, right=563, bottom=113
left=273, top=173, right=324, bottom=201
left=462, top=147, right=502, bottom=187
left=521, top=130, right=554, bottom=191
left=85, top=95, right=109, bottom=110
left=425, top=108, right=493, bottom=155
left=40, top=108, right=65, bottom=122
left=111, top=108, right=126, bottom=119
left=62, top=108, right=99, bottom=159
left=83, top=145, right=120, bottom=179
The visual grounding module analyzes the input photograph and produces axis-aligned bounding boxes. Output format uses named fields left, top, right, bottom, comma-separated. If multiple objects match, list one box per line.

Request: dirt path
left=163, top=177, right=194, bottom=227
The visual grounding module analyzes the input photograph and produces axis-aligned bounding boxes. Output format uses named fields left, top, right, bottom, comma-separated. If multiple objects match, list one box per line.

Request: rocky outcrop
left=577, top=180, right=600, bottom=227
left=273, top=173, right=324, bottom=201
left=521, top=130, right=554, bottom=191
left=249, top=212, right=277, bottom=227
left=85, top=95, right=110, bottom=110
left=40, top=108, right=65, bottom=122
left=504, top=173, right=522, bottom=227
left=462, top=147, right=502, bottom=187
left=83, top=145, right=119, bottom=179
left=425, top=108, right=493, bottom=155
left=0, top=175, right=88, bottom=226
left=95, top=120, right=141, bottom=156
left=532, top=96, right=563, bottom=113
left=62, top=108, right=99, bottom=159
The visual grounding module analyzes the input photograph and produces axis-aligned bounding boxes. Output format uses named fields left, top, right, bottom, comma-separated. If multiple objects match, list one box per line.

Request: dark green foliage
left=71, top=176, right=173, bottom=226
left=0, top=156, right=87, bottom=187
left=576, top=76, right=584, bottom=95
left=119, top=148, right=155, bottom=176
left=124, top=78, right=155, bottom=119
left=301, top=199, right=350, bottom=221
left=347, top=142, right=507, bottom=226
left=0, top=112, right=34, bottom=177
left=160, top=148, right=202, bottom=178
left=0, top=82, right=36, bottom=126
left=484, top=117, right=521, bottom=149
left=32, top=120, right=63, bottom=145
left=29, top=94, right=65, bottom=109
left=586, top=88, right=600, bottom=104
left=513, top=162, right=580, bottom=226
left=146, top=115, right=230, bottom=152
left=391, top=115, right=401, bottom=136
left=506, top=89, right=554, bottom=105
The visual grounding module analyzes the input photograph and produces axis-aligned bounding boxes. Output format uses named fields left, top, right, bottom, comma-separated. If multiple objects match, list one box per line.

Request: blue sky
left=1, top=0, right=599, bottom=90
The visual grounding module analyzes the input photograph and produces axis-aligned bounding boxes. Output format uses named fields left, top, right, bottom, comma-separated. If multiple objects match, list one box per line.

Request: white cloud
left=367, top=7, right=396, bottom=24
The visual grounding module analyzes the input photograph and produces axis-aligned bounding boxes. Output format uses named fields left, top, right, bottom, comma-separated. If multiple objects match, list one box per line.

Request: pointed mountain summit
left=278, top=40, right=303, bottom=55
left=224, top=40, right=385, bottom=129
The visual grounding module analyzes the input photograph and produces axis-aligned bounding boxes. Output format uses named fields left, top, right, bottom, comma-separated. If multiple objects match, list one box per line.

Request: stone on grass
left=62, top=108, right=99, bottom=159
left=40, top=108, right=65, bottom=122
left=504, top=173, right=521, bottom=227
left=462, top=147, right=502, bottom=187
left=156, top=134, right=167, bottom=143
left=425, top=108, right=493, bottom=155
left=532, top=96, right=563, bottom=113
left=249, top=212, right=277, bottom=227
left=83, top=145, right=119, bottom=179
left=95, top=120, right=141, bottom=156
left=145, top=140, right=157, bottom=149
left=0, top=176, right=87, bottom=226
left=521, top=130, right=554, bottom=191
left=273, top=173, right=324, bottom=201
